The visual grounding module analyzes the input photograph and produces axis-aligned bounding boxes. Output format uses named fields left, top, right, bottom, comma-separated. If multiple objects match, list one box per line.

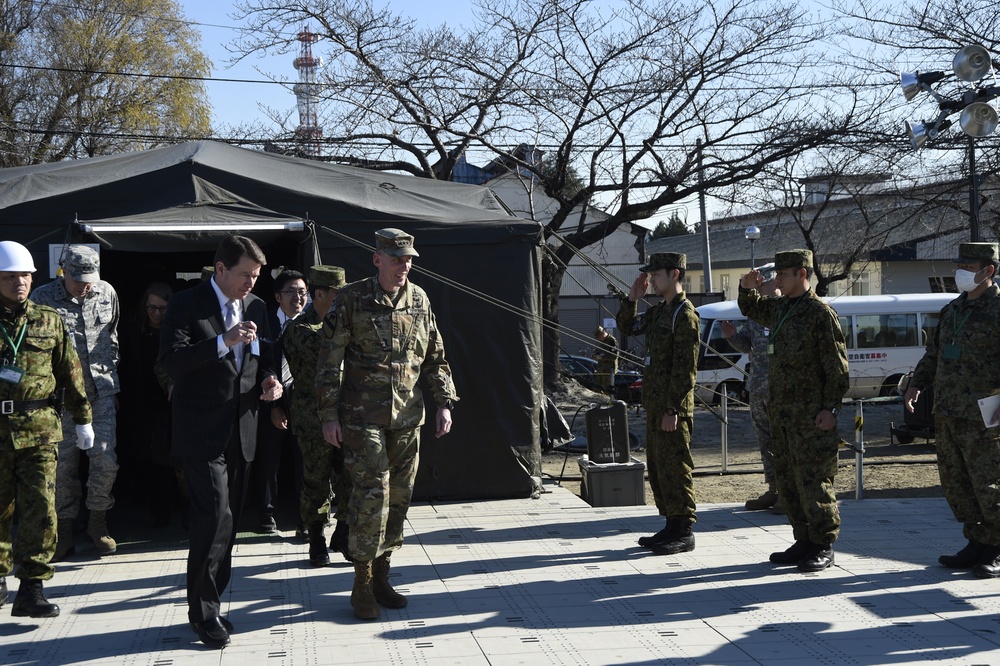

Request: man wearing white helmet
left=0, top=241, right=91, bottom=617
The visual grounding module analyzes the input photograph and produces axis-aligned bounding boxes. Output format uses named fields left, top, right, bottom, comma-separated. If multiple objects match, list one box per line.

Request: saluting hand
left=740, top=270, right=763, bottom=291
left=629, top=274, right=649, bottom=302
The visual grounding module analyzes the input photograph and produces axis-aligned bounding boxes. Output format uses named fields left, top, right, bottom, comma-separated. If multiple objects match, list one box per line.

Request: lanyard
left=769, top=293, right=806, bottom=343
left=0, top=319, right=27, bottom=362
left=952, top=305, right=975, bottom=343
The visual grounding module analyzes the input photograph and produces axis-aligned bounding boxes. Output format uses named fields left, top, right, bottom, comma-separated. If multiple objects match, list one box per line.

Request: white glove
left=75, top=423, right=95, bottom=451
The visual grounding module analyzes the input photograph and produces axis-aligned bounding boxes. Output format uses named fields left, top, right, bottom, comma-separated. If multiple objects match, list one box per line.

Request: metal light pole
left=901, top=44, right=998, bottom=242
left=745, top=225, right=761, bottom=271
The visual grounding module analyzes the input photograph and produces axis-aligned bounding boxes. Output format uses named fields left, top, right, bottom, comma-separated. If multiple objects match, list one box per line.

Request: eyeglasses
left=146, top=305, right=168, bottom=313
left=280, top=289, right=308, bottom=298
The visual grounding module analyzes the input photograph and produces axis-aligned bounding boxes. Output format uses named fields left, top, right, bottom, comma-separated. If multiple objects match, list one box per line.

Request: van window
left=920, top=311, right=941, bottom=347
left=700, top=320, right=742, bottom=370
left=839, top=316, right=854, bottom=350
left=855, top=313, right=918, bottom=348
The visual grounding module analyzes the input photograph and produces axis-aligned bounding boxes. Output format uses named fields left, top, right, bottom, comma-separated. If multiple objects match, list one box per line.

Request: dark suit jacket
left=158, top=279, right=275, bottom=462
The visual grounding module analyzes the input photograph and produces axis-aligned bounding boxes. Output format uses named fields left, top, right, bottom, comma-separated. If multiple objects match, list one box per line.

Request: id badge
left=0, top=364, right=24, bottom=384
left=249, top=340, right=261, bottom=357
left=767, top=344, right=774, bottom=356
left=942, top=343, right=962, bottom=360
left=644, top=355, right=651, bottom=367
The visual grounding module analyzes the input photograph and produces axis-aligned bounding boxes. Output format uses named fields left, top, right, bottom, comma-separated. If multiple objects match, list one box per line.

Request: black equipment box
left=586, top=401, right=631, bottom=464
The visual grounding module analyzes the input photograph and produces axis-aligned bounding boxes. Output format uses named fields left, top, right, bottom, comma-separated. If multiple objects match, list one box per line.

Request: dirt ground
left=544, top=382, right=942, bottom=506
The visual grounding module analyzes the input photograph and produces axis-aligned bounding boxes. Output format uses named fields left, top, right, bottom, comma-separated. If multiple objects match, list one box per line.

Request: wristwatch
left=665, top=407, right=677, bottom=416
left=828, top=407, right=839, bottom=416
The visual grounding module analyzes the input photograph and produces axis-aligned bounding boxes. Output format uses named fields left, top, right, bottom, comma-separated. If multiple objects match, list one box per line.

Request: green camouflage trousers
left=0, top=436, right=57, bottom=581
left=296, top=430, right=350, bottom=526
left=935, top=416, right=1000, bottom=546
left=645, top=414, right=696, bottom=523
left=342, top=422, right=419, bottom=562
left=770, top=412, right=841, bottom=545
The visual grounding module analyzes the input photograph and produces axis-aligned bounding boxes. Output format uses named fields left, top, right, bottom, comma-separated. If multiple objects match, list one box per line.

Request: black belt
left=1, top=399, right=52, bottom=415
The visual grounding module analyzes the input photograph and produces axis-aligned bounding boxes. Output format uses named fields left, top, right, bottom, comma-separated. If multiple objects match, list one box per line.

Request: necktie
left=278, top=317, right=292, bottom=384
left=225, top=299, right=243, bottom=372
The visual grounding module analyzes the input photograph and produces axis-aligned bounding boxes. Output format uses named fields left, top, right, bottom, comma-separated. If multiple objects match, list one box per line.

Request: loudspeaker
left=953, top=44, right=992, bottom=82
left=586, top=401, right=631, bottom=464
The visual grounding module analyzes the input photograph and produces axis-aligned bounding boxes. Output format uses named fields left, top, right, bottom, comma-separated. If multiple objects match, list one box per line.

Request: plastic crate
left=578, top=456, right=646, bottom=507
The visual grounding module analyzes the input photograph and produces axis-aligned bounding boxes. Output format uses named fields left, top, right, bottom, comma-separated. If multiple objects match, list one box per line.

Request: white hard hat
left=0, top=241, right=36, bottom=272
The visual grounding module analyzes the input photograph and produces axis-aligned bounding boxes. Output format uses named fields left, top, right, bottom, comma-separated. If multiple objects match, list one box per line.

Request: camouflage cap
left=63, top=245, right=100, bottom=282
left=200, top=266, right=215, bottom=282
left=310, top=264, right=347, bottom=289
left=640, top=252, right=686, bottom=273
left=774, top=249, right=813, bottom=270
left=955, top=242, right=999, bottom=263
left=375, top=228, right=419, bottom=257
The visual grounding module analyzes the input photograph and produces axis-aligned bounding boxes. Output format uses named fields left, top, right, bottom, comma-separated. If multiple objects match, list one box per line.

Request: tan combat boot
left=372, top=552, right=407, bottom=608
left=351, top=561, right=380, bottom=620
left=87, top=510, right=117, bottom=554
left=745, top=485, right=778, bottom=511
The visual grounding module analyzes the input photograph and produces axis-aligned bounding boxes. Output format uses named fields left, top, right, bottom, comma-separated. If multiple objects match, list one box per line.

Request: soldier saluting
left=0, top=241, right=92, bottom=617
left=739, top=249, right=849, bottom=573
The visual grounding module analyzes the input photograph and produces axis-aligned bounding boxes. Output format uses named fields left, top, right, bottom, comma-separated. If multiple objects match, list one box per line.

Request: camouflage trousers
left=595, top=360, right=618, bottom=391
left=57, top=395, right=118, bottom=521
left=934, top=416, right=1000, bottom=546
left=295, top=427, right=350, bottom=526
left=748, top=389, right=775, bottom=486
left=341, top=422, right=419, bottom=562
left=0, top=434, right=57, bottom=581
left=769, top=411, right=840, bottom=545
left=645, top=413, right=696, bottom=523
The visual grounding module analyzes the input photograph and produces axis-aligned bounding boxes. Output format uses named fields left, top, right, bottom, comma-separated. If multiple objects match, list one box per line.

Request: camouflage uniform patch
left=739, top=287, right=849, bottom=544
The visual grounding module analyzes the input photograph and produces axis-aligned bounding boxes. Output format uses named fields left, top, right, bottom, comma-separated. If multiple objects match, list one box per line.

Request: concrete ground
left=2, top=484, right=999, bottom=665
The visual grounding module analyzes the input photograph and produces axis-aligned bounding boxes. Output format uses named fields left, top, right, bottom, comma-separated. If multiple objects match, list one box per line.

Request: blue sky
left=178, top=1, right=475, bottom=129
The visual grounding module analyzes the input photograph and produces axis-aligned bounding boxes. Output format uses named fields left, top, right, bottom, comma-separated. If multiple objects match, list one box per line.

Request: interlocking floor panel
left=2, top=488, right=999, bottom=665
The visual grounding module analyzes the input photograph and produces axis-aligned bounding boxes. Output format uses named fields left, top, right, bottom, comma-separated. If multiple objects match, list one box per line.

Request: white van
left=695, top=293, right=956, bottom=404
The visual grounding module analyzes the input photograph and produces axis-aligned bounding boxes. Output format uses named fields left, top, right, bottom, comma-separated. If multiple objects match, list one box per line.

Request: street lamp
left=901, top=44, right=999, bottom=242
left=745, top=225, right=761, bottom=270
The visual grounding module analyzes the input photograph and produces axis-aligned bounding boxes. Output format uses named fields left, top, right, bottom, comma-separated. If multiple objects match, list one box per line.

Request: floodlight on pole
left=745, top=225, right=761, bottom=270
left=900, top=44, right=997, bottom=241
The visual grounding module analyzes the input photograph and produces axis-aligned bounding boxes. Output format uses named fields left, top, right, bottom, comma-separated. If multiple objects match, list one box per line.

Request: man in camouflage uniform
left=739, top=249, right=849, bottom=573
left=0, top=240, right=92, bottom=618
left=281, top=265, right=351, bottom=567
left=722, top=268, right=784, bottom=513
left=31, top=245, right=120, bottom=557
left=317, top=228, right=458, bottom=621
left=617, top=252, right=700, bottom=556
left=905, top=242, right=1000, bottom=577
left=593, top=326, right=619, bottom=392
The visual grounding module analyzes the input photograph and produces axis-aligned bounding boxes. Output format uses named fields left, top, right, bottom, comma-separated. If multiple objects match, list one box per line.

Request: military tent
left=0, top=141, right=544, bottom=501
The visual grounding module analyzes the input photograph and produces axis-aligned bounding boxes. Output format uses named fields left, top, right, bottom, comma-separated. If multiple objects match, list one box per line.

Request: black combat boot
left=308, top=521, right=330, bottom=567
left=329, top=520, right=353, bottom=562
left=637, top=518, right=672, bottom=548
left=971, top=545, right=1000, bottom=578
left=939, top=540, right=986, bottom=569
left=797, top=542, right=835, bottom=573
left=11, top=579, right=60, bottom=618
left=650, top=521, right=695, bottom=555
left=769, top=539, right=812, bottom=565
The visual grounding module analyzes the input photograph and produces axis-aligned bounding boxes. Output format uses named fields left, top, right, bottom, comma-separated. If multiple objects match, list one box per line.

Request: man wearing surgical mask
left=906, top=242, right=1000, bottom=578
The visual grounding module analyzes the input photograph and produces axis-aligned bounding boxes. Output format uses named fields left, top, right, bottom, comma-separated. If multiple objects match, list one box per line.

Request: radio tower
left=292, top=26, right=323, bottom=158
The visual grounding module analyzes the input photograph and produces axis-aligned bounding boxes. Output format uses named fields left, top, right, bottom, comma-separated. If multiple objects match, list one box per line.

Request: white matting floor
left=2, top=484, right=999, bottom=666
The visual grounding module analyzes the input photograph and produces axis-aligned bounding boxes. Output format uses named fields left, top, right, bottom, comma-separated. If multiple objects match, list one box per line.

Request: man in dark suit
left=159, top=235, right=282, bottom=649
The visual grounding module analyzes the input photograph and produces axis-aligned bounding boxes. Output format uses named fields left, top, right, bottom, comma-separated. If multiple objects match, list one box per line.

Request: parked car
left=558, top=354, right=642, bottom=403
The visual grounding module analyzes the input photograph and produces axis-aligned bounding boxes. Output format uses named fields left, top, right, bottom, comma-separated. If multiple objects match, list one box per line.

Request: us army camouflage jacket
left=738, top=287, right=849, bottom=417
left=281, top=304, right=324, bottom=433
left=0, top=300, right=92, bottom=449
left=31, top=278, right=119, bottom=400
left=911, top=284, right=1000, bottom=421
left=316, top=277, right=458, bottom=429
left=725, top=318, right=769, bottom=394
left=616, top=293, right=700, bottom=417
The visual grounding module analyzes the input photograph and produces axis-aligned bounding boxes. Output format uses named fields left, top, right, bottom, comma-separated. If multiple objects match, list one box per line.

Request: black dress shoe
left=220, top=617, right=234, bottom=633
left=190, top=617, right=230, bottom=649
left=769, top=539, right=812, bottom=565
left=798, top=543, right=835, bottom=573
left=971, top=545, right=1000, bottom=578
left=258, top=515, right=277, bottom=535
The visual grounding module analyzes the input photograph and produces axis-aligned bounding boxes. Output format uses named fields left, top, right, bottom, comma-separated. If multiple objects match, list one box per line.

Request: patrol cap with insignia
left=640, top=252, right=686, bottom=273
left=310, top=265, right=347, bottom=289
left=375, top=228, right=419, bottom=257
left=774, top=249, right=813, bottom=270
left=955, top=242, right=998, bottom=263
left=63, top=245, right=100, bottom=282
